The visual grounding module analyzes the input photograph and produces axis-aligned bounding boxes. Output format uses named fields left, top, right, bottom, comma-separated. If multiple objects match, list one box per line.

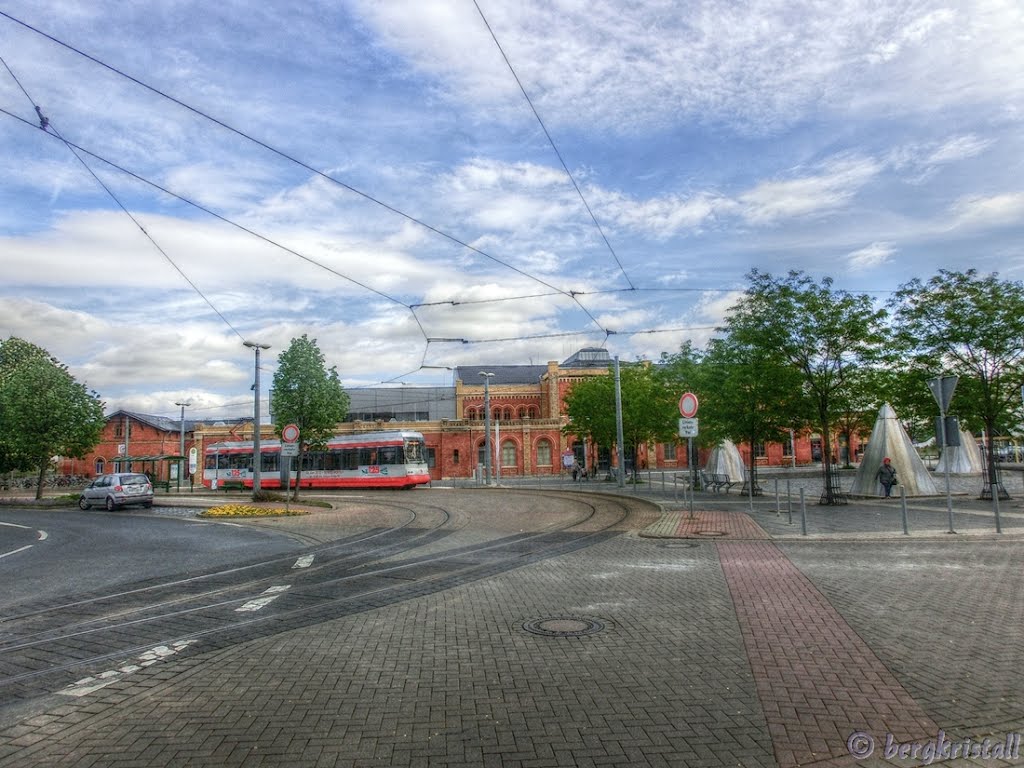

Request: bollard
left=775, top=478, right=780, bottom=516
left=786, top=479, right=793, bottom=524
left=800, top=487, right=807, bottom=535
left=900, top=485, right=909, bottom=535
left=993, top=482, right=1002, bottom=534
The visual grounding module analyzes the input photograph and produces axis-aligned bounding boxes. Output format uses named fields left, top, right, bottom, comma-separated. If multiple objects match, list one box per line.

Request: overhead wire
left=471, top=0, right=636, bottom=291
left=0, top=10, right=609, bottom=334
left=0, top=54, right=246, bottom=342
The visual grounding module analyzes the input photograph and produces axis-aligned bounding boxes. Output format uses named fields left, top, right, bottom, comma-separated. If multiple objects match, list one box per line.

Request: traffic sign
left=282, top=423, right=300, bottom=443
left=678, top=418, right=699, bottom=437
left=281, top=442, right=299, bottom=457
left=679, top=392, right=699, bottom=418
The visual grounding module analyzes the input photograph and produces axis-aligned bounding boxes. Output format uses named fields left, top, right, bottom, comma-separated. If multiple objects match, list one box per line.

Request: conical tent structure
left=705, top=440, right=747, bottom=481
left=935, top=428, right=984, bottom=475
left=850, top=403, right=938, bottom=496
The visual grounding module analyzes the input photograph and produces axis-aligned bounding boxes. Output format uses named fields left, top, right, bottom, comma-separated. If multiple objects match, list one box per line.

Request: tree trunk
left=35, top=460, right=47, bottom=501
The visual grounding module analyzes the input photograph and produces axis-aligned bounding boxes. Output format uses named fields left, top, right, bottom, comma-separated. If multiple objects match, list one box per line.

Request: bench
left=709, top=473, right=738, bottom=493
left=151, top=480, right=171, bottom=493
left=216, top=480, right=246, bottom=493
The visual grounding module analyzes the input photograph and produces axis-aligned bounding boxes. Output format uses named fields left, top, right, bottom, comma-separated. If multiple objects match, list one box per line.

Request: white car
left=78, top=473, right=154, bottom=511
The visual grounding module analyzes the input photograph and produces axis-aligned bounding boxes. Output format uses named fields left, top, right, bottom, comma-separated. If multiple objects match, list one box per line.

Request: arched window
left=465, top=407, right=477, bottom=420
left=500, top=439, right=517, bottom=468
left=503, top=407, right=514, bottom=421
left=94, top=458, right=105, bottom=475
left=536, top=439, right=552, bottom=466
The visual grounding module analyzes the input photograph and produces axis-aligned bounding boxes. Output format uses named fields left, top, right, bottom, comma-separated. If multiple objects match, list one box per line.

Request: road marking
left=0, top=545, right=33, bottom=560
left=0, top=521, right=31, bottom=529
left=293, top=554, right=314, bottom=569
left=0, top=522, right=48, bottom=556
left=236, top=584, right=291, bottom=612
left=58, top=640, right=197, bottom=697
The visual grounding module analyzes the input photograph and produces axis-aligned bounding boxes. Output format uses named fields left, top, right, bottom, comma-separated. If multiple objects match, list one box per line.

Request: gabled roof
left=106, top=409, right=246, bottom=433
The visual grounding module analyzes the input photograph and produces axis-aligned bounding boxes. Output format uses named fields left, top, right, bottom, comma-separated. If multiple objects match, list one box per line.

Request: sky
left=1, top=0, right=1022, bottom=422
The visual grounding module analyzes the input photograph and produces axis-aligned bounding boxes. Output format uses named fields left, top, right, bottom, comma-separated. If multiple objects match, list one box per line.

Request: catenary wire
left=471, top=0, right=636, bottom=291
left=0, top=10, right=611, bottom=334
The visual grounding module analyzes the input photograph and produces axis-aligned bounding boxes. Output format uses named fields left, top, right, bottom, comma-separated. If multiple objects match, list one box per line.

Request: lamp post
left=244, top=341, right=271, bottom=495
left=174, top=400, right=191, bottom=491
left=479, top=371, right=494, bottom=484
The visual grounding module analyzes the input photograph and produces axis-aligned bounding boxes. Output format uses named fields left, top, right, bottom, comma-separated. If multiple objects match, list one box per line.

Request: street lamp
left=479, top=371, right=494, bottom=484
left=174, top=400, right=191, bottom=491
left=244, top=341, right=271, bottom=495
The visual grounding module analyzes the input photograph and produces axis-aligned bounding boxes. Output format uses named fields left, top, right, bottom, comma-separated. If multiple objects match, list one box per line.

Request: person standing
left=877, top=457, right=898, bottom=497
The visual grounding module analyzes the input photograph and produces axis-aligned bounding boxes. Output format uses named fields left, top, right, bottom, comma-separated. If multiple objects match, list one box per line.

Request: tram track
left=0, top=490, right=637, bottom=712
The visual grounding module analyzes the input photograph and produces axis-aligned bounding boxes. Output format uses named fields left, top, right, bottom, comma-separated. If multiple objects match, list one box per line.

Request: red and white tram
left=202, top=430, right=431, bottom=490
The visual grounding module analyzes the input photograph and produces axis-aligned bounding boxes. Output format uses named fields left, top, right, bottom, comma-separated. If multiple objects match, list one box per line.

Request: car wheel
left=78, top=497, right=90, bottom=510
left=143, top=501, right=153, bottom=508
left=105, top=496, right=117, bottom=512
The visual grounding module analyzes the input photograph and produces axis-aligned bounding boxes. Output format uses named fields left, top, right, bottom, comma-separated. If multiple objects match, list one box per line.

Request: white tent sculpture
left=850, top=403, right=938, bottom=497
left=935, top=428, right=984, bottom=475
left=705, top=439, right=747, bottom=481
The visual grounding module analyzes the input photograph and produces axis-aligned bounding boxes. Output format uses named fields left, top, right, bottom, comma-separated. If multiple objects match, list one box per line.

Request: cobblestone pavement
left=1, top=481, right=1023, bottom=767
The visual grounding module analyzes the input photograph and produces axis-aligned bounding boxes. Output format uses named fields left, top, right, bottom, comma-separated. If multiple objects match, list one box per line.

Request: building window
left=95, top=458, right=105, bottom=475
left=426, top=448, right=436, bottom=469
left=663, top=443, right=677, bottom=460
left=783, top=433, right=794, bottom=456
left=113, top=424, right=133, bottom=438
left=753, top=442, right=767, bottom=458
left=501, top=440, right=516, bottom=468
left=536, top=439, right=552, bottom=466
left=452, top=449, right=460, bottom=465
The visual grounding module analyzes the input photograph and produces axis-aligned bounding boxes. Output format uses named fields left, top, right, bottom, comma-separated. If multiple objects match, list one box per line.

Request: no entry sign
left=678, top=392, right=699, bottom=418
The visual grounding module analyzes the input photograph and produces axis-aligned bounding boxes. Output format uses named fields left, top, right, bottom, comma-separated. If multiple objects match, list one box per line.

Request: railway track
left=0, top=490, right=637, bottom=715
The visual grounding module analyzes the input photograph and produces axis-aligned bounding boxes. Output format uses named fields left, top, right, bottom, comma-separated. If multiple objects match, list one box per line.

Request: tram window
left=261, top=453, right=279, bottom=472
left=227, top=453, right=252, bottom=470
left=378, top=446, right=399, bottom=465
left=342, top=449, right=359, bottom=470
left=302, top=451, right=324, bottom=471
left=205, top=455, right=217, bottom=470
left=404, top=440, right=424, bottom=463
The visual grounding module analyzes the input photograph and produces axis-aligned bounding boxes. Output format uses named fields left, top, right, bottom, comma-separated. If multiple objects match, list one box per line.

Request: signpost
left=679, top=394, right=699, bottom=518
left=927, top=376, right=958, bottom=533
left=281, top=424, right=299, bottom=509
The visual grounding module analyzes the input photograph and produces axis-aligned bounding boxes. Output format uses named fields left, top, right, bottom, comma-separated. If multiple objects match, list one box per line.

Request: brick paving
left=717, top=541, right=937, bottom=767
left=2, top=488, right=1024, bottom=767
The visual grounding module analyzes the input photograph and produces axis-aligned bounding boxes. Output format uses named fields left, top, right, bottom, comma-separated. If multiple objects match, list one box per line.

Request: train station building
left=65, top=348, right=845, bottom=485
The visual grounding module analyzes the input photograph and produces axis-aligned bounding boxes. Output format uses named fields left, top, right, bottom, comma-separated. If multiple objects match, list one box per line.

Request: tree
left=562, top=362, right=678, bottom=479
left=269, top=335, right=349, bottom=499
left=724, top=270, right=887, bottom=504
left=0, top=337, right=106, bottom=499
left=689, top=335, right=809, bottom=489
left=891, top=269, right=1024, bottom=497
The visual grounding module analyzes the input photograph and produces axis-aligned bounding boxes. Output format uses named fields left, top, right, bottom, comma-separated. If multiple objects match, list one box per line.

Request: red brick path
left=717, top=541, right=938, bottom=767
left=670, top=509, right=771, bottom=539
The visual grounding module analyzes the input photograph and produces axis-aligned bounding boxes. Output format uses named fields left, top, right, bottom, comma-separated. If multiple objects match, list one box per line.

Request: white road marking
left=58, top=640, right=197, bottom=697
left=0, top=545, right=33, bottom=560
left=235, top=584, right=291, bottom=612
left=293, top=554, right=314, bottom=569
left=0, top=521, right=31, bottom=529
left=0, top=522, right=48, bottom=557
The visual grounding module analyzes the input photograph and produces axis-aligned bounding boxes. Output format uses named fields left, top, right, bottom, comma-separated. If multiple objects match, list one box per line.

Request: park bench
left=710, top=473, right=738, bottom=493
left=150, top=480, right=171, bottom=493
left=216, top=480, right=246, bottom=493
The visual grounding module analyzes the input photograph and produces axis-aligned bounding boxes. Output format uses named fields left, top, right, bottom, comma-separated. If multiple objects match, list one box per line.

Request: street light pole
left=174, top=400, right=191, bottom=492
left=244, top=341, right=271, bottom=495
left=479, top=371, right=494, bottom=485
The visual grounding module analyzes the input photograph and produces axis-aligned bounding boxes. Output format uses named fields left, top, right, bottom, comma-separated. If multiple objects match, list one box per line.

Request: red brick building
left=63, top=349, right=862, bottom=484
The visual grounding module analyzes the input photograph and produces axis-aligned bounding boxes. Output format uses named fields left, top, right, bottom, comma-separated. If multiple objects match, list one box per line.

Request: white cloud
left=847, top=242, right=897, bottom=271
left=948, top=193, right=1024, bottom=230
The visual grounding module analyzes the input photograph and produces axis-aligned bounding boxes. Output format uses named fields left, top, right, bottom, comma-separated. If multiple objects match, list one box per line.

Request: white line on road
left=0, top=545, right=33, bottom=560
left=293, top=554, right=315, bottom=569
left=236, top=584, right=291, bottom=612
left=58, top=640, right=197, bottom=697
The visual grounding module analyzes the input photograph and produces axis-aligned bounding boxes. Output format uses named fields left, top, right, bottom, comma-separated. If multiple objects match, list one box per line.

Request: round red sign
left=678, top=392, right=699, bottom=418
left=281, top=424, right=300, bottom=443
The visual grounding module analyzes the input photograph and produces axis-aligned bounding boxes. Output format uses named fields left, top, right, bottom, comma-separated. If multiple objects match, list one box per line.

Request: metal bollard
left=900, top=485, right=909, bottom=535
left=786, top=479, right=793, bottom=524
left=800, top=487, right=807, bottom=535
left=775, top=478, right=780, bottom=516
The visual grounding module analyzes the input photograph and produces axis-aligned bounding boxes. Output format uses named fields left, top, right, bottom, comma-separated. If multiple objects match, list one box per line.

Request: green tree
left=269, top=335, right=349, bottom=499
left=690, top=335, right=809, bottom=488
left=725, top=270, right=887, bottom=503
left=562, top=362, right=678, bottom=479
left=891, top=269, right=1024, bottom=496
left=0, top=337, right=106, bottom=499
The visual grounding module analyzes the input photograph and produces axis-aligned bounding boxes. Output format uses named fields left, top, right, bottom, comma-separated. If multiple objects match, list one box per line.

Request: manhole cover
left=697, top=530, right=727, bottom=537
left=662, top=542, right=699, bottom=548
left=522, top=616, right=606, bottom=637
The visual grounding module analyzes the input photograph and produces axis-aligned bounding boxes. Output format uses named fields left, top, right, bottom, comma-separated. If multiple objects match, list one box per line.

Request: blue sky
left=1, top=0, right=1022, bottom=421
